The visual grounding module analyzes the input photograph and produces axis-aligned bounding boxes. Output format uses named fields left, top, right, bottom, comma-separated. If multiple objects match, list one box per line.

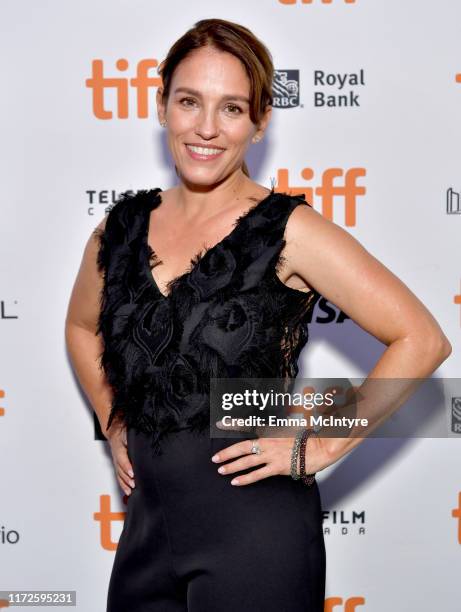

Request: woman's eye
left=179, top=97, right=197, bottom=107
left=225, top=104, right=242, bottom=114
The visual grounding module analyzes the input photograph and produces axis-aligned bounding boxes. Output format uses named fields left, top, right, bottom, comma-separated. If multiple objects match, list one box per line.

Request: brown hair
left=157, top=18, right=274, bottom=178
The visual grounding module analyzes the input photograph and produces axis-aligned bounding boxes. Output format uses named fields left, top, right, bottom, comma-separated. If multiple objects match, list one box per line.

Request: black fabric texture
left=94, top=187, right=321, bottom=455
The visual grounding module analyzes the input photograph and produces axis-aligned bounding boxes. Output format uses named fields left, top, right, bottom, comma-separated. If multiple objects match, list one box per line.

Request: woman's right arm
left=65, top=216, right=135, bottom=496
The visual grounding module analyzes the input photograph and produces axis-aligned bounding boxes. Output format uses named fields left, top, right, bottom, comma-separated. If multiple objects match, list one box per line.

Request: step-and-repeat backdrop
left=1, top=1, right=459, bottom=610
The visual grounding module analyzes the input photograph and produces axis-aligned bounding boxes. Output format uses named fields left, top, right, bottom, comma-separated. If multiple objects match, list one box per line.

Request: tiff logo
left=275, top=167, right=366, bottom=226
left=85, top=59, right=161, bottom=119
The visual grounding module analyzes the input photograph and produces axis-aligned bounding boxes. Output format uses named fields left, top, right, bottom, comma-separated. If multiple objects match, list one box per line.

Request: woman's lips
left=185, top=143, right=226, bottom=161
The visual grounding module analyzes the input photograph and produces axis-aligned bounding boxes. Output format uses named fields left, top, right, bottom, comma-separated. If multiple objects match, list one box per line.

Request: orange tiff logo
left=276, top=167, right=366, bottom=226
left=85, top=59, right=162, bottom=119
left=325, top=598, right=365, bottom=610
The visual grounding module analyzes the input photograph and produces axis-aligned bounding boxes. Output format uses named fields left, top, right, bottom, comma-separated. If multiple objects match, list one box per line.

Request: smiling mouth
left=185, top=144, right=226, bottom=158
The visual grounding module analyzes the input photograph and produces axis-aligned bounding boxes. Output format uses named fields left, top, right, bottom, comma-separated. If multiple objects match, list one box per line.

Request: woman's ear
left=253, top=104, right=272, bottom=142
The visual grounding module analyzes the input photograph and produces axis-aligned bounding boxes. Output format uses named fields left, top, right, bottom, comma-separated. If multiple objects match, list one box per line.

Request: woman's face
left=157, top=46, right=271, bottom=187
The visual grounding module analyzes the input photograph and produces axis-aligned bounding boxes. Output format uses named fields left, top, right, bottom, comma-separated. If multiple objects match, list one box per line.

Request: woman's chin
left=177, top=169, right=226, bottom=187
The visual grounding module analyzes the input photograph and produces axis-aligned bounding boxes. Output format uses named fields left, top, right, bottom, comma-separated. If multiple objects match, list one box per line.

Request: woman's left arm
left=284, top=204, right=452, bottom=465
left=288, top=204, right=452, bottom=369
left=211, top=204, right=452, bottom=484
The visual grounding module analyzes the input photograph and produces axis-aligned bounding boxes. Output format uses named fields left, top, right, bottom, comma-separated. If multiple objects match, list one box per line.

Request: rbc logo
left=273, top=70, right=300, bottom=108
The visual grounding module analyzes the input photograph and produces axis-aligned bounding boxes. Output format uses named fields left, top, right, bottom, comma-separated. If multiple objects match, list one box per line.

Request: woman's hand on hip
left=106, top=421, right=135, bottom=496
left=210, top=425, right=333, bottom=486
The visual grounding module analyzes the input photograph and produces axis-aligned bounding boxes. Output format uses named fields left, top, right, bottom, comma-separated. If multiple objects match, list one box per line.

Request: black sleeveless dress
left=95, top=187, right=326, bottom=612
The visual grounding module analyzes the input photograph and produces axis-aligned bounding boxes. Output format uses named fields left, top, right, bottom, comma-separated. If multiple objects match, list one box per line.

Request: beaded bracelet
left=290, top=429, right=304, bottom=480
left=299, top=428, right=316, bottom=486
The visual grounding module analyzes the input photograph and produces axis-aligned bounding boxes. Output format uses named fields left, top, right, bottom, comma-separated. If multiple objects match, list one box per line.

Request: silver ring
left=250, top=440, right=261, bottom=455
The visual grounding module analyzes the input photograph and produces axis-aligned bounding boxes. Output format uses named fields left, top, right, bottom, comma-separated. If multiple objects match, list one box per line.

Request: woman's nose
left=194, top=111, right=220, bottom=139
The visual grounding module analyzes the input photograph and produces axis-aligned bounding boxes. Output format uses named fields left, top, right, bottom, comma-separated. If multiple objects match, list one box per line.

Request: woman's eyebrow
left=173, top=86, right=250, bottom=103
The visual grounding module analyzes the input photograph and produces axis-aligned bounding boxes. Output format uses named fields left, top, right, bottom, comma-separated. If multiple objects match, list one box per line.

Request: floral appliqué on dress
left=94, top=188, right=321, bottom=455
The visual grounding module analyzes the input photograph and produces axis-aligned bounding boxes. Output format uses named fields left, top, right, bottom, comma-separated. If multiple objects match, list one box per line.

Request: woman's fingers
left=117, top=474, right=131, bottom=496
left=211, top=437, right=297, bottom=484
left=211, top=438, right=257, bottom=463
left=108, top=425, right=136, bottom=495
left=118, top=451, right=134, bottom=479
left=216, top=452, right=268, bottom=475
left=115, top=445, right=135, bottom=486
left=117, top=465, right=135, bottom=490
left=230, top=465, right=274, bottom=486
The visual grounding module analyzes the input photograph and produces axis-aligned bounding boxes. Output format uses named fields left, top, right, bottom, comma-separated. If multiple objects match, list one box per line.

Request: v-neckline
left=142, top=187, right=276, bottom=300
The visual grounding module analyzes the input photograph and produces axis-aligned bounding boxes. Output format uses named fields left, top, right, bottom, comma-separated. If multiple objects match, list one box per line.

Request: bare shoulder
left=281, top=202, right=372, bottom=287
left=286, top=199, right=333, bottom=243
left=273, top=203, right=324, bottom=292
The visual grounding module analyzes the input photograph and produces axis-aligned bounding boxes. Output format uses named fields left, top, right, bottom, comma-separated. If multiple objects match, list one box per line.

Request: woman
left=65, top=18, right=451, bottom=612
